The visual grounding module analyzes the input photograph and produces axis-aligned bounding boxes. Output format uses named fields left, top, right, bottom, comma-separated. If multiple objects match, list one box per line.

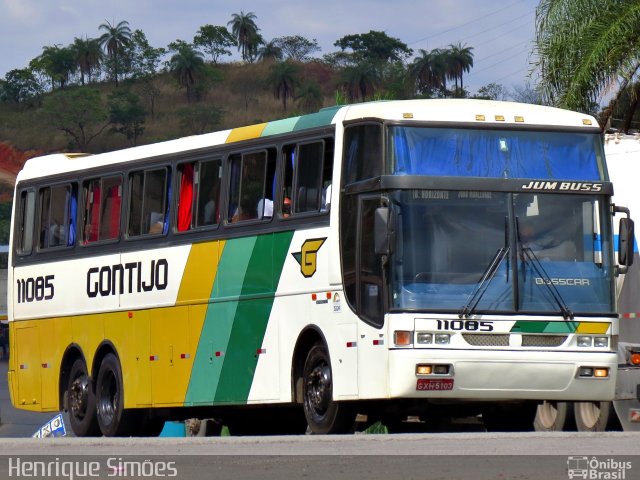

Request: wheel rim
left=576, top=401, right=600, bottom=429
left=305, top=360, right=332, bottom=420
left=536, top=401, right=558, bottom=429
left=69, top=374, right=90, bottom=420
left=98, top=369, right=118, bottom=427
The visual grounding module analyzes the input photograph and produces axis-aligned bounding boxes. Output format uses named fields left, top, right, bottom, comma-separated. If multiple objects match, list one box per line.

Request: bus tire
left=96, top=353, right=134, bottom=437
left=533, top=401, right=575, bottom=431
left=574, top=401, right=620, bottom=432
left=302, top=343, right=354, bottom=434
left=66, top=358, right=100, bottom=437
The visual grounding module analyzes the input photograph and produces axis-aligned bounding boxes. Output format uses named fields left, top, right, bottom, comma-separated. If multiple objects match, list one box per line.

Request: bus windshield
left=390, top=190, right=615, bottom=315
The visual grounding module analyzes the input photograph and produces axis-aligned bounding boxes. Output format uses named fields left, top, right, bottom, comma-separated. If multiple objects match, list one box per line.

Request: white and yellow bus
left=7, top=99, right=634, bottom=436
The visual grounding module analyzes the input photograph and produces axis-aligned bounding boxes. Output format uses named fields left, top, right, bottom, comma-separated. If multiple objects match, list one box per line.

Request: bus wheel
left=66, top=358, right=100, bottom=437
left=533, top=401, right=574, bottom=431
left=302, top=343, right=354, bottom=434
left=574, top=401, right=619, bottom=431
left=96, top=353, right=133, bottom=437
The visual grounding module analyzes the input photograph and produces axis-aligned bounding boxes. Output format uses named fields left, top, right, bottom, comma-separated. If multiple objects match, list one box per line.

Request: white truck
left=533, top=133, right=640, bottom=432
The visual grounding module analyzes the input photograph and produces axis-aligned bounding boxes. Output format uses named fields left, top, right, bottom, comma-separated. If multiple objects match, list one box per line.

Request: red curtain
left=178, top=163, right=194, bottom=231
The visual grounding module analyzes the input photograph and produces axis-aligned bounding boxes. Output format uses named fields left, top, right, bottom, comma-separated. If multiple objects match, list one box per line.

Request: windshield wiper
left=459, top=246, right=509, bottom=318
left=520, top=246, right=574, bottom=320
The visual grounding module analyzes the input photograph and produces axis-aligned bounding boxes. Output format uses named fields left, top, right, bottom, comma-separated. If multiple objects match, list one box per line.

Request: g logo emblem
left=292, top=238, right=326, bottom=277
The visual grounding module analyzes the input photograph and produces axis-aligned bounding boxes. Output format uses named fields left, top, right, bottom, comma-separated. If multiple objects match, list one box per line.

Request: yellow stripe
left=576, top=322, right=610, bottom=334
left=177, top=240, right=224, bottom=304
left=225, top=123, right=267, bottom=143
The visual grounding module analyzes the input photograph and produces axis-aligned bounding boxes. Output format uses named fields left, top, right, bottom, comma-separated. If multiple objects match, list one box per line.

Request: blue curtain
left=391, top=127, right=601, bottom=180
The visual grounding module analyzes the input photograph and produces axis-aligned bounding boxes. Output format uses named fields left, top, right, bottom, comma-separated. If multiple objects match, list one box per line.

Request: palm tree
left=410, top=49, right=448, bottom=97
left=72, top=37, right=102, bottom=85
left=534, top=0, right=640, bottom=126
left=228, top=11, right=260, bottom=62
left=295, top=81, right=324, bottom=113
left=257, top=40, right=283, bottom=62
left=169, top=44, right=205, bottom=102
left=267, top=61, right=300, bottom=111
left=448, top=42, right=474, bottom=90
left=98, top=20, right=132, bottom=86
left=340, top=61, right=381, bottom=102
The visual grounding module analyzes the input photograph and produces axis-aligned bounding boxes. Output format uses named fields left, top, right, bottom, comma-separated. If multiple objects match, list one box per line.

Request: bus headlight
left=434, top=334, right=450, bottom=345
left=577, top=336, right=593, bottom=347
left=416, top=332, right=433, bottom=344
left=594, top=337, right=608, bottom=348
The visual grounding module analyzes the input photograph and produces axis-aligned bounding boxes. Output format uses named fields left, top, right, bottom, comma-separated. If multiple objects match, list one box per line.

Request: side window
left=281, top=137, right=334, bottom=217
left=177, top=162, right=195, bottom=232
left=38, top=184, right=76, bottom=249
left=82, top=176, right=122, bottom=244
left=196, top=159, right=222, bottom=227
left=343, top=124, right=382, bottom=185
left=128, top=168, right=169, bottom=237
left=17, top=189, right=36, bottom=255
left=227, top=149, right=276, bottom=223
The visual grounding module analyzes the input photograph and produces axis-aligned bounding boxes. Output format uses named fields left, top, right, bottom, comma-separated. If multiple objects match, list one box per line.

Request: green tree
left=334, top=31, right=412, bottom=64
left=108, top=89, right=146, bottom=145
left=275, top=35, right=321, bottom=61
left=32, top=45, right=76, bottom=90
left=295, top=81, right=324, bottom=113
left=257, top=40, right=284, bottom=62
left=98, top=20, right=132, bottom=87
left=193, top=25, right=237, bottom=63
left=409, top=48, right=448, bottom=97
left=534, top=0, right=640, bottom=125
left=41, top=88, right=109, bottom=150
left=474, top=82, right=508, bottom=100
left=228, top=11, right=260, bottom=62
left=340, top=61, right=381, bottom=102
left=267, top=61, right=300, bottom=111
left=1, top=69, right=43, bottom=105
left=126, top=30, right=166, bottom=119
left=447, top=42, right=474, bottom=90
left=71, top=37, right=102, bottom=85
left=169, top=43, right=206, bottom=102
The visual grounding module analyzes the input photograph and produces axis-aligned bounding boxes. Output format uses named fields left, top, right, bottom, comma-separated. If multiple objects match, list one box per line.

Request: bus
left=7, top=99, right=634, bottom=436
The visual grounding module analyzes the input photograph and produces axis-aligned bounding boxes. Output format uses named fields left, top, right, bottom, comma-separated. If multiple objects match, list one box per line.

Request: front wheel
left=96, top=353, right=134, bottom=437
left=302, top=343, right=354, bottom=434
left=66, top=358, right=100, bottom=437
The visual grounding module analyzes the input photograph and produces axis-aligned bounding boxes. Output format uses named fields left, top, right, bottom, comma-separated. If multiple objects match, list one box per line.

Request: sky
left=0, top=0, right=541, bottom=96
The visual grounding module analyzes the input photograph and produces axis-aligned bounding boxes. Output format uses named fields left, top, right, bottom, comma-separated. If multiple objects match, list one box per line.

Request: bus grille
left=462, top=334, right=509, bottom=347
left=521, top=335, right=568, bottom=347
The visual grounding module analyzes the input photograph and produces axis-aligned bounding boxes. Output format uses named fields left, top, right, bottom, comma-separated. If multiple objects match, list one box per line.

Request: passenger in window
left=283, top=197, right=291, bottom=217
left=231, top=196, right=256, bottom=223
left=148, top=212, right=164, bottom=234
left=203, top=186, right=218, bottom=224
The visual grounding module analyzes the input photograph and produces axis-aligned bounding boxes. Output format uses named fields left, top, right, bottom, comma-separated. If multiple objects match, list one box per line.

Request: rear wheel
left=302, top=343, right=354, bottom=434
left=66, top=358, right=100, bottom=437
left=574, top=401, right=620, bottom=432
left=96, top=353, right=135, bottom=437
left=534, top=401, right=574, bottom=431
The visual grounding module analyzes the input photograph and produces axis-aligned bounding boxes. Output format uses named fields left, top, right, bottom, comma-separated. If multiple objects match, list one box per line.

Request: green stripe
left=261, top=117, right=300, bottom=136
left=214, top=231, right=294, bottom=403
left=185, top=232, right=294, bottom=405
left=185, top=237, right=256, bottom=405
left=293, top=106, right=340, bottom=131
left=510, top=320, right=580, bottom=334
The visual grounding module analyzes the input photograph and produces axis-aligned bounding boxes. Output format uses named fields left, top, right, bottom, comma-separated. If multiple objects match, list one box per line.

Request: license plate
left=416, top=378, right=454, bottom=391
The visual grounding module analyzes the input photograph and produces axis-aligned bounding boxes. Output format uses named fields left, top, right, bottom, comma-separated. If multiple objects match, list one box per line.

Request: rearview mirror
left=374, top=207, right=390, bottom=255
left=618, top=217, right=635, bottom=267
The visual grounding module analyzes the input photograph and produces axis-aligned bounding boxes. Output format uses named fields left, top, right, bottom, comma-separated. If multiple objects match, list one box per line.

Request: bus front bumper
left=388, top=349, right=617, bottom=401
